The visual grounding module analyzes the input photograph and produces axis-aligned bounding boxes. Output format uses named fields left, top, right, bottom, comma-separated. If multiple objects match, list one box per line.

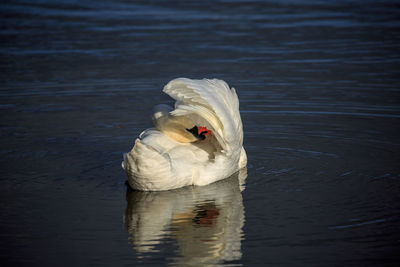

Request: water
left=1, top=0, right=399, bottom=265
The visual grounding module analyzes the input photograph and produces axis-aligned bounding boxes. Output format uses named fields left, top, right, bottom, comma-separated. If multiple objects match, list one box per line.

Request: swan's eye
left=186, top=126, right=198, bottom=135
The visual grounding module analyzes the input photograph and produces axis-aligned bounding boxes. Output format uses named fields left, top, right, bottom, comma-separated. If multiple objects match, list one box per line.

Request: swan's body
left=123, top=78, right=247, bottom=191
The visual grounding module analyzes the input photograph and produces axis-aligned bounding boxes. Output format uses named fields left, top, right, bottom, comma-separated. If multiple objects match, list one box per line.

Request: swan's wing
left=163, top=78, right=243, bottom=155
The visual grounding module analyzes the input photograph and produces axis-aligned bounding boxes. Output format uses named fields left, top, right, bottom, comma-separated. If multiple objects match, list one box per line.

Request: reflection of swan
left=125, top=168, right=247, bottom=266
left=122, top=78, right=247, bottom=191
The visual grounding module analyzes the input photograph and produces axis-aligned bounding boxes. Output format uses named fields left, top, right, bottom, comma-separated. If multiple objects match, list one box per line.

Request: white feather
left=123, top=78, right=247, bottom=191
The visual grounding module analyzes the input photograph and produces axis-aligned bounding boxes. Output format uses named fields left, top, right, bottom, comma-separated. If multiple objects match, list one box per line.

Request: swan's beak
left=186, top=126, right=212, bottom=140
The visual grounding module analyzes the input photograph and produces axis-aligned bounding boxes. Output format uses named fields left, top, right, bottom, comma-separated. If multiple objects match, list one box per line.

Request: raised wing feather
left=163, top=78, right=243, bottom=155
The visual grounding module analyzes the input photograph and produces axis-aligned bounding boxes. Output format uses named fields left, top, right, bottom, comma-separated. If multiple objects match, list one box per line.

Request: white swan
left=122, top=78, right=247, bottom=191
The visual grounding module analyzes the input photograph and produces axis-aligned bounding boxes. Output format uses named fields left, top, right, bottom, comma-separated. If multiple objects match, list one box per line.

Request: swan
left=122, top=78, right=247, bottom=191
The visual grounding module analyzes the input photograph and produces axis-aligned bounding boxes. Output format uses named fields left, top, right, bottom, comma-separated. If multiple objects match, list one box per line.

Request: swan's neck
left=152, top=107, right=197, bottom=143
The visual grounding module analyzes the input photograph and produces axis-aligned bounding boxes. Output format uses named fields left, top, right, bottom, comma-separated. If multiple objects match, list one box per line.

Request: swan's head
left=152, top=104, right=213, bottom=143
left=186, top=126, right=212, bottom=140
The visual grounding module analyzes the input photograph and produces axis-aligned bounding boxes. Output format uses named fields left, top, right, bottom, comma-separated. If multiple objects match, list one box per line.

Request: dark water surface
left=1, top=0, right=400, bottom=266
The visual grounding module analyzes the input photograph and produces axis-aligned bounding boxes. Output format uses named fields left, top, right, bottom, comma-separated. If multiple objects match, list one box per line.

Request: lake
left=1, top=0, right=399, bottom=266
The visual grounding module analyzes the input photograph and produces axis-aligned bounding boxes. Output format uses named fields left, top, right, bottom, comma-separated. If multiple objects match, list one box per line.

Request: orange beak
left=197, top=126, right=212, bottom=136
left=186, top=126, right=212, bottom=140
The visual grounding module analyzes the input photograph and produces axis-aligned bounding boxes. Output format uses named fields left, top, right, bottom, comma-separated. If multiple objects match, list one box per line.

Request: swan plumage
left=123, top=78, right=247, bottom=191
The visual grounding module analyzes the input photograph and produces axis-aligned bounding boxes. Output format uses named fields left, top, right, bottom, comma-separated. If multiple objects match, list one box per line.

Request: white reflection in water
left=124, top=168, right=247, bottom=266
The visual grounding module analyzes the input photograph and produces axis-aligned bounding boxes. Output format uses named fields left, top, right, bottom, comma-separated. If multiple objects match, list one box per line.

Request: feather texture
left=164, top=78, right=244, bottom=155
left=123, top=78, right=247, bottom=191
